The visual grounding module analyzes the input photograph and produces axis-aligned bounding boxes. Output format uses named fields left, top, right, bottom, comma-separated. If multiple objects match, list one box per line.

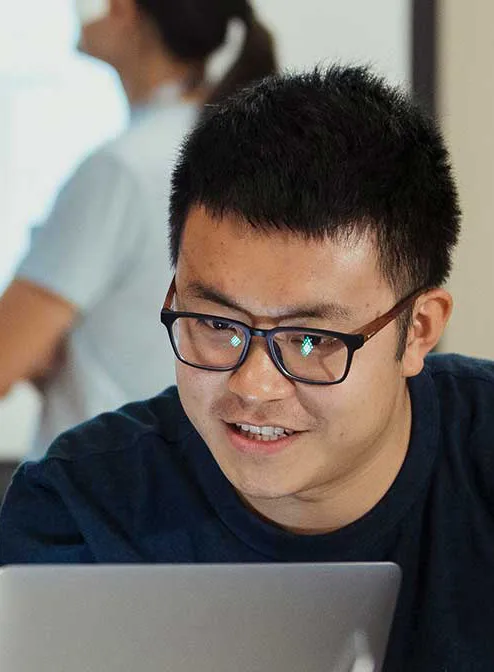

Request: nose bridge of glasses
left=239, top=325, right=287, bottom=375
left=245, top=326, right=286, bottom=363
left=248, top=326, right=272, bottom=339
left=242, top=325, right=276, bottom=362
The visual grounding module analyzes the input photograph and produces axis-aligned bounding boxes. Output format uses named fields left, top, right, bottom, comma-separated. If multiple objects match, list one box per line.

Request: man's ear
left=401, top=288, right=453, bottom=377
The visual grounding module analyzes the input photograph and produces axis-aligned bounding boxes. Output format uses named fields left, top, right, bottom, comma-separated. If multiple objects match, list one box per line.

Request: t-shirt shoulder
left=425, top=353, right=494, bottom=426
left=425, top=353, right=494, bottom=511
left=44, top=386, right=193, bottom=464
left=426, top=352, right=494, bottom=385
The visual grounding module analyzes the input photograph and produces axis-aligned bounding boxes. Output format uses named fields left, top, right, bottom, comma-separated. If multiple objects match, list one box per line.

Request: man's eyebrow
left=183, top=282, right=355, bottom=322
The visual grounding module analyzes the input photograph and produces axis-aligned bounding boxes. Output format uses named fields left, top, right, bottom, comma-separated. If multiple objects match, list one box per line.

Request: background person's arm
left=0, top=278, right=76, bottom=397
left=0, top=149, right=144, bottom=401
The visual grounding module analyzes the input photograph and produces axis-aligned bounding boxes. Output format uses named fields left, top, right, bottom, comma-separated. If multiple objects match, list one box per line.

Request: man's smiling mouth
left=233, top=423, right=296, bottom=442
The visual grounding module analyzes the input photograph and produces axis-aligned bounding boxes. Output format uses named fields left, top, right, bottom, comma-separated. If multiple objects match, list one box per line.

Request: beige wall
left=438, top=0, right=494, bottom=357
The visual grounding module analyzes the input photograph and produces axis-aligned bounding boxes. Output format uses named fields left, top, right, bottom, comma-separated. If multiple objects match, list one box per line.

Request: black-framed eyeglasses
left=160, top=277, right=426, bottom=385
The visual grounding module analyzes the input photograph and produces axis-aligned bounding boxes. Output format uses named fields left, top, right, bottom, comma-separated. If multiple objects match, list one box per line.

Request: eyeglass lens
left=172, top=316, right=349, bottom=382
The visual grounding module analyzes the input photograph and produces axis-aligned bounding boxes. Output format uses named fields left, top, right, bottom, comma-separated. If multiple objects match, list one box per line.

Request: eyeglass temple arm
left=163, top=276, right=177, bottom=310
left=359, top=287, right=426, bottom=343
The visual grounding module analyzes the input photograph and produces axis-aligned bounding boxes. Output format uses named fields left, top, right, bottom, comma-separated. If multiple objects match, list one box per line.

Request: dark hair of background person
left=168, top=65, right=461, bottom=357
left=136, top=0, right=277, bottom=105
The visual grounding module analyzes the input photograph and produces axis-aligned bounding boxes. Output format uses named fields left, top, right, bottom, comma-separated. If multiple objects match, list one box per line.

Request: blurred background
left=0, top=0, right=491, bottom=469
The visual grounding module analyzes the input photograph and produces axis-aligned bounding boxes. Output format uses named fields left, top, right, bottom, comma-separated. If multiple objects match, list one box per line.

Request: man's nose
left=227, top=337, right=294, bottom=403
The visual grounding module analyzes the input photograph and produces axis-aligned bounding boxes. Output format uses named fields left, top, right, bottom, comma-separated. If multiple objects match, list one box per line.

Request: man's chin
left=228, top=468, right=300, bottom=504
left=74, top=29, right=95, bottom=58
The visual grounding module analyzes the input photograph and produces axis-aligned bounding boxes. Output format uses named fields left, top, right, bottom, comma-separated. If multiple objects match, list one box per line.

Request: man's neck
left=241, top=388, right=413, bottom=535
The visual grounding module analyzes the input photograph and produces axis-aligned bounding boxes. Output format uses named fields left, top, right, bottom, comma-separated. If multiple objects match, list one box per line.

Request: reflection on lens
left=301, top=336, right=314, bottom=357
left=230, top=334, right=242, bottom=348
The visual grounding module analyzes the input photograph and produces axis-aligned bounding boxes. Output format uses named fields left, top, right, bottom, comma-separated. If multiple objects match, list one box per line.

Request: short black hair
left=169, top=66, right=461, bottom=350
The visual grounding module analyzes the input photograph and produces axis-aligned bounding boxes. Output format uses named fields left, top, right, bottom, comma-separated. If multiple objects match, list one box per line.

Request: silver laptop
left=0, top=562, right=400, bottom=672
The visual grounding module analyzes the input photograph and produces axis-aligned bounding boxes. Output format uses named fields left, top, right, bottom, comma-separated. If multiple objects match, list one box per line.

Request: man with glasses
left=1, top=66, right=494, bottom=670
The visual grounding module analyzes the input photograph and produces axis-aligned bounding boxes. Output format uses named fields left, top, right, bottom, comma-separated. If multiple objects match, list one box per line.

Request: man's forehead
left=181, top=205, right=303, bottom=249
left=180, top=205, right=378, bottom=260
left=181, top=279, right=356, bottom=322
left=177, top=205, right=389, bottom=316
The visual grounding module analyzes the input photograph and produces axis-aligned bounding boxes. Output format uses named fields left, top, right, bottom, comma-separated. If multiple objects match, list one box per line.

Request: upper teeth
left=236, top=424, right=293, bottom=436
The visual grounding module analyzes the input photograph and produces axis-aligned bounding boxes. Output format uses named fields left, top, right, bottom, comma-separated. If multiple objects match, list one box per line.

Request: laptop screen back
left=0, top=562, right=401, bottom=672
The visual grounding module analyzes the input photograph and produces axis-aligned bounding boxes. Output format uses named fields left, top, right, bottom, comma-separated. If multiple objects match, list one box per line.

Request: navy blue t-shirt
left=1, top=353, right=493, bottom=670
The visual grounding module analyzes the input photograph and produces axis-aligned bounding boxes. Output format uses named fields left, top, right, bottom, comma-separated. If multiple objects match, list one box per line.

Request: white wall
left=438, top=0, right=494, bottom=358
left=255, top=0, right=409, bottom=85
left=0, top=0, right=411, bottom=459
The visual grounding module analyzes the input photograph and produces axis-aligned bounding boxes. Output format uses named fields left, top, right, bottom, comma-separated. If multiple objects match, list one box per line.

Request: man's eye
left=198, top=318, right=234, bottom=331
left=302, top=335, right=323, bottom=345
left=296, top=334, right=341, bottom=357
left=292, top=334, right=323, bottom=346
left=211, top=320, right=233, bottom=330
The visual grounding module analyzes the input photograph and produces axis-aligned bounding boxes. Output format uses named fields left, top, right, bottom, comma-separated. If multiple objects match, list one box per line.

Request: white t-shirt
left=17, top=87, right=198, bottom=456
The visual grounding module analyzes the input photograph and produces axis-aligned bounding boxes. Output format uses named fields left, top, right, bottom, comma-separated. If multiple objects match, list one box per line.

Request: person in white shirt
left=0, top=0, right=277, bottom=456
